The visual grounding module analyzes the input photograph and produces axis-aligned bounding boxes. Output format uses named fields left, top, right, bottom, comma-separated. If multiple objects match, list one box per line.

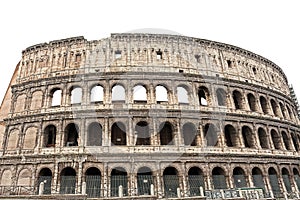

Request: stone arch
left=43, top=125, right=57, bottom=147
left=17, top=168, right=32, bottom=186
left=242, top=126, right=255, bottom=148
left=0, top=169, right=12, bottom=186
left=23, top=126, right=37, bottom=149
left=282, top=167, right=292, bottom=192
left=293, top=168, right=300, bottom=191
left=133, top=85, right=147, bottom=103
left=159, top=122, right=174, bottom=145
left=7, top=129, right=19, bottom=150
left=247, top=93, right=257, bottom=111
left=279, top=102, right=286, bottom=118
left=271, top=129, right=282, bottom=150
left=155, top=85, right=168, bottom=103
left=87, top=122, right=102, bottom=146
left=135, top=121, right=150, bottom=145
left=258, top=127, right=269, bottom=149
left=188, top=167, right=205, bottom=196
left=64, top=123, right=79, bottom=147
left=85, top=167, right=101, bottom=198
left=177, top=85, right=189, bottom=104
left=270, top=99, right=280, bottom=117
left=50, top=88, right=62, bottom=107
left=286, top=105, right=294, bottom=120
left=15, top=94, right=26, bottom=112
left=204, top=123, right=218, bottom=147
left=224, top=124, right=239, bottom=147
left=216, top=88, right=226, bottom=106
left=90, top=84, right=104, bottom=103
left=291, top=132, right=299, bottom=151
left=30, top=90, right=43, bottom=110
left=252, top=167, right=266, bottom=192
left=233, top=167, right=247, bottom=188
left=182, top=122, right=197, bottom=146
left=232, top=90, right=244, bottom=110
left=163, top=167, right=180, bottom=198
left=111, top=122, right=126, bottom=146
left=137, top=167, right=153, bottom=195
left=60, top=167, right=76, bottom=194
left=281, top=131, right=291, bottom=150
left=268, top=167, right=281, bottom=196
left=198, top=86, right=210, bottom=106
left=37, top=168, right=52, bottom=194
left=110, top=167, right=128, bottom=197
left=212, top=167, right=227, bottom=189
left=260, top=96, right=269, bottom=114
left=70, top=86, right=82, bottom=104
left=112, top=84, right=125, bottom=102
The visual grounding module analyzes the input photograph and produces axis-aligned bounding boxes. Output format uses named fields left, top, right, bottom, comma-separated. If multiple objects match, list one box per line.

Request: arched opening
left=155, top=85, right=168, bottom=103
left=85, top=167, right=101, bottom=198
left=279, top=102, right=286, bottom=118
left=233, top=90, right=243, bottom=110
left=163, top=167, right=179, bottom=198
left=188, top=167, right=205, bottom=196
left=281, top=131, right=291, bottom=150
left=291, top=133, right=299, bottom=151
left=242, top=126, right=255, bottom=148
left=224, top=125, right=239, bottom=147
left=252, top=167, right=266, bottom=192
left=260, top=96, right=269, bottom=114
left=287, top=105, right=293, bottom=120
left=216, top=88, right=226, bottom=106
left=247, top=93, right=256, bottom=112
left=212, top=167, right=227, bottom=189
left=64, top=123, right=79, bottom=147
left=70, top=87, right=82, bottom=104
left=44, top=125, right=56, bottom=147
left=268, top=167, right=281, bottom=197
left=271, top=130, right=282, bottom=150
left=137, top=167, right=153, bottom=195
left=282, top=168, right=292, bottom=193
left=111, top=167, right=127, bottom=197
left=112, top=85, right=125, bottom=102
left=135, top=121, right=150, bottom=145
left=183, top=123, right=197, bottom=146
left=198, top=86, right=209, bottom=106
left=293, top=168, right=300, bottom=191
left=233, top=167, right=247, bottom=188
left=177, top=86, right=189, bottom=104
left=90, top=85, right=104, bottom=103
left=204, top=123, right=218, bottom=147
left=60, top=167, right=76, bottom=194
left=258, top=128, right=269, bottom=149
left=270, top=99, right=279, bottom=117
left=111, top=122, right=126, bottom=145
left=133, top=85, right=147, bottom=103
left=51, top=89, right=62, bottom=107
left=159, top=122, right=174, bottom=145
left=0, top=170, right=12, bottom=187
left=37, top=168, right=52, bottom=194
left=87, top=122, right=102, bottom=146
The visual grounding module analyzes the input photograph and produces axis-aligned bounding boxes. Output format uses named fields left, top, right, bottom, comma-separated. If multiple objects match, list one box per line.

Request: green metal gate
left=233, top=175, right=247, bottom=188
left=86, top=175, right=101, bottom=198
left=269, top=174, right=281, bottom=197
left=212, top=175, right=227, bottom=189
left=163, top=175, right=179, bottom=197
left=60, top=176, right=76, bottom=194
left=110, top=175, right=127, bottom=197
left=137, top=175, right=153, bottom=195
left=188, top=175, right=205, bottom=196
left=37, top=176, right=52, bottom=194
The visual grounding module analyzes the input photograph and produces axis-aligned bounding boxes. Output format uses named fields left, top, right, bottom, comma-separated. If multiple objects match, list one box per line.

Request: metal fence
left=37, top=176, right=52, bottom=194
left=163, top=175, right=179, bottom=198
left=110, top=175, right=128, bottom=197
left=86, top=175, right=101, bottom=198
left=188, top=175, right=205, bottom=196
left=137, top=175, right=153, bottom=195
left=60, top=176, right=76, bottom=194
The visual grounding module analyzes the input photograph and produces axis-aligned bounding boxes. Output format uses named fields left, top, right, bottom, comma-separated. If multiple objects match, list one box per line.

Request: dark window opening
left=195, top=54, right=200, bottom=63
left=204, top=124, right=218, bottom=146
left=137, top=167, right=153, bottom=196
left=282, top=131, right=291, bottom=150
left=87, top=122, right=102, bottom=146
left=60, top=167, right=76, bottom=194
left=258, top=128, right=269, bottom=149
left=115, top=50, right=122, bottom=59
left=216, top=88, right=226, bottom=106
left=156, top=49, right=162, bottom=59
left=44, top=125, right=56, bottom=147
left=163, top=167, right=179, bottom=198
left=271, top=130, right=282, bottom=150
left=252, top=168, right=266, bottom=193
left=212, top=167, right=227, bottom=189
left=233, top=90, right=243, bottom=110
left=111, top=122, right=126, bottom=145
left=247, top=93, right=256, bottom=112
left=65, top=123, right=79, bottom=147
left=227, top=60, right=232, bottom=68
left=242, top=126, right=255, bottom=148
left=268, top=168, right=281, bottom=197
left=271, top=99, right=279, bottom=117
left=111, top=168, right=127, bottom=197
left=260, top=96, right=269, bottom=114
left=233, top=167, right=247, bottom=188
left=85, top=167, right=101, bottom=198
left=38, top=168, right=52, bottom=194
left=159, top=122, right=174, bottom=145
left=188, top=167, right=205, bottom=196
left=198, top=86, right=209, bottom=106
left=183, top=123, right=197, bottom=146
left=224, top=125, right=239, bottom=147
left=135, top=121, right=150, bottom=145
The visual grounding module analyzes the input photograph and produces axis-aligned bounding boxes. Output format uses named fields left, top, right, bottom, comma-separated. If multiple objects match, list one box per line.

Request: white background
left=0, top=0, right=299, bottom=105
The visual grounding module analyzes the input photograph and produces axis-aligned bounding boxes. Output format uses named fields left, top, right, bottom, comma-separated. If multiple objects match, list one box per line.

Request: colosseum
left=0, top=32, right=300, bottom=200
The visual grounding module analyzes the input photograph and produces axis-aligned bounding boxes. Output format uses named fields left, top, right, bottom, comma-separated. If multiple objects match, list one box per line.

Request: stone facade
left=0, top=33, right=299, bottom=199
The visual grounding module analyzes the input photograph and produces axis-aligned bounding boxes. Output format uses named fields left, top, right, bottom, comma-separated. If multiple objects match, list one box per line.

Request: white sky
left=0, top=0, right=300, bottom=104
